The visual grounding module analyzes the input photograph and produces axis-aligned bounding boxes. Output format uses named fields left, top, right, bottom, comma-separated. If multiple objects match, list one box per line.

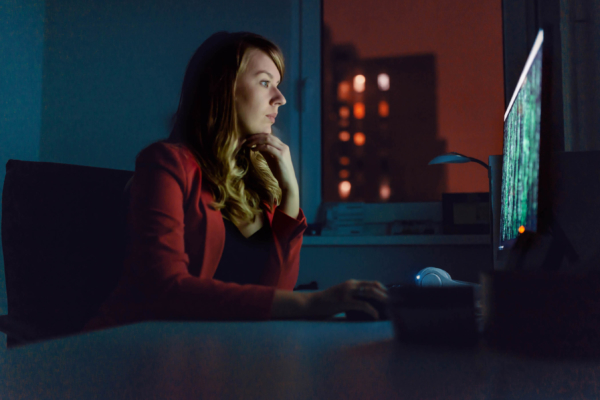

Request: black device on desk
left=345, top=268, right=480, bottom=322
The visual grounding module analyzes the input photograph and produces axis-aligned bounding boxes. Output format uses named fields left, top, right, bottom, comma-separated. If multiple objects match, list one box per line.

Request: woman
left=84, top=31, right=388, bottom=331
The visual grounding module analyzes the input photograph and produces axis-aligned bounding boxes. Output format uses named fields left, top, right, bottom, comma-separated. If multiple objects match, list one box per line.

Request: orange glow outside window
left=339, top=169, right=350, bottom=179
left=518, top=226, right=525, bottom=234
left=354, top=102, right=365, bottom=119
left=353, top=132, right=366, bottom=146
left=339, top=156, right=350, bottom=166
left=377, top=73, right=390, bottom=91
left=353, top=75, right=365, bottom=93
left=379, top=182, right=391, bottom=200
left=337, top=81, right=351, bottom=101
left=378, top=100, right=389, bottom=117
left=339, top=106, right=350, bottom=119
left=339, top=181, right=351, bottom=199
left=338, top=131, right=351, bottom=141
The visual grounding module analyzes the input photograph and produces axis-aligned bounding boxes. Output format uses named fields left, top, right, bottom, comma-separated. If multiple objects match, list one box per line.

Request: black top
left=212, top=216, right=273, bottom=285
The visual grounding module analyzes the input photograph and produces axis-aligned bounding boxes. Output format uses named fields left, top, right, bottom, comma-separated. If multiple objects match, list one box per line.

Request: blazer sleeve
left=260, top=204, right=308, bottom=290
left=128, top=142, right=277, bottom=321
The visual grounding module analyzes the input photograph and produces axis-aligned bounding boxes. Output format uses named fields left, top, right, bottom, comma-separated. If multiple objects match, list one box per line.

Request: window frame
left=297, top=0, right=322, bottom=224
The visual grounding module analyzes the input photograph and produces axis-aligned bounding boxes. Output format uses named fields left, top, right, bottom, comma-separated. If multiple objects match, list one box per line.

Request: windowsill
left=302, top=234, right=490, bottom=246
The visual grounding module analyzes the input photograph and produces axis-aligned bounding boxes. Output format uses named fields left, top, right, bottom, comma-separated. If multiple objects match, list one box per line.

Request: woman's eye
left=261, top=81, right=270, bottom=88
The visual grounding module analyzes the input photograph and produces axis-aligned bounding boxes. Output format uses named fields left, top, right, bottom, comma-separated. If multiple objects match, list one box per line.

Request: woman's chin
left=247, top=126, right=271, bottom=134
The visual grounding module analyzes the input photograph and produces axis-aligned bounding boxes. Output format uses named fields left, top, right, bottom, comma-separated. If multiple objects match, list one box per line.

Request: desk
left=2, top=320, right=600, bottom=399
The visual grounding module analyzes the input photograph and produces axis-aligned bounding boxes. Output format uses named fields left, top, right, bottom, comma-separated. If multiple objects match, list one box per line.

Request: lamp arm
left=449, top=152, right=490, bottom=170
left=467, top=157, right=491, bottom=170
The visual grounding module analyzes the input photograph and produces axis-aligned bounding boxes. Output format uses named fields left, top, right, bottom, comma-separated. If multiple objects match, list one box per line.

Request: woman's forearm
left=278, top=185, right=300, bottom=219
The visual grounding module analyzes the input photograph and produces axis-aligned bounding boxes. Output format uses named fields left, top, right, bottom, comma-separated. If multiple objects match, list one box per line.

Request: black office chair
left=0, top=159, right=133, bottom=347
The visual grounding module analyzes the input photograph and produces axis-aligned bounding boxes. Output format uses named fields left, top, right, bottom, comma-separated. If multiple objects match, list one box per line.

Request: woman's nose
left=272, top=89, right=286, bottom=106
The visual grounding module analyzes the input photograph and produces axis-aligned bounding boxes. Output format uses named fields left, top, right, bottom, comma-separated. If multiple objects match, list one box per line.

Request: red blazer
left=84, top=141, right=307, bottom=331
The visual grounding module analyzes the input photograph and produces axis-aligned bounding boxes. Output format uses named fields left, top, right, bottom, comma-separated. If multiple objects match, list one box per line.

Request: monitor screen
left=499, top=30, right=544, bottom=250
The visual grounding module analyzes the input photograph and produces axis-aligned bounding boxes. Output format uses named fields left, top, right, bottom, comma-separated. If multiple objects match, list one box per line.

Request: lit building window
left=338, top=131, right=351, bottom=141
left=339, top=106, right=350, bottom=119
left=353, top=75, right=365, bottom=93
left=379, top=180, right=391, bottom=201
left=339, top=169, right=350, bottom=179
left=377, top=73, right=390, bottom=91
left=353, top=132, right=366, bottom=146
left=353, top=102, right=365, bottom=119
left=339, top=156, right=350, bottom=166
left=337, top=81, right=351, bottom=101
left=378, top=100, right=389, bottom=117
left=339, top=181, right=351, bottom=199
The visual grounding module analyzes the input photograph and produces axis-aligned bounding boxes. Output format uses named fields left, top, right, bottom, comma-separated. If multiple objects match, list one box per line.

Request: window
left=297, top=0, right=503, bottom=225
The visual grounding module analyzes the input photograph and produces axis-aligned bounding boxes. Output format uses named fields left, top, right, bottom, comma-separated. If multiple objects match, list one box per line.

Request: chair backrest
left=1, top=159, right=133, bottom=346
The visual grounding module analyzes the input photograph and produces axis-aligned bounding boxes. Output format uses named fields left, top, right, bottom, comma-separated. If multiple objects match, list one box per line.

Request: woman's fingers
left=352, top=281, right=389, bottom=303
left=242, top=132, right=298, bottom=192
left=245, top=133, right=284, bottom=149
left=246, top=135, right=286, bottom=160
left=349, top=300, right=379, bottom=319
left=307, top=280, right=392, bottom=320
left=374, top=281, right=388, bottom=292
left=250, top=143, right=280, bottom=158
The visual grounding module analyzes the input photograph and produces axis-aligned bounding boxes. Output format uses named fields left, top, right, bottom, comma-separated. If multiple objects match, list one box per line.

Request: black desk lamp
left=429, top=152, right=494, bottom=265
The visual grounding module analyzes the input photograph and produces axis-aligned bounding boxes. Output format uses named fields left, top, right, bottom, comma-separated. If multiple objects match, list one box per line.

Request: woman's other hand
left=271, top=280, right=390, bottom=321
left=305, top=280, right=389, bottom=320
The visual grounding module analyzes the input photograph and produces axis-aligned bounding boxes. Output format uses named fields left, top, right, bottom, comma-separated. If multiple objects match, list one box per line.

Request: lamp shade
left=428, top=153, right=471, bottom=165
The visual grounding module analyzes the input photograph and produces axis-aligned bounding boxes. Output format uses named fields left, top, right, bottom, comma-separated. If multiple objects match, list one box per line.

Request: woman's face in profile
left=234, top=48, right=286, bottom=137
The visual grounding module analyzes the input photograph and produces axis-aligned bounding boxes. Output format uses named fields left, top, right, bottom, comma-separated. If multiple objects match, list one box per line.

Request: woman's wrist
left=279, top=184, right=300, bottom=219
left=271, top=289, right=312, bottom=319
left=280, top=180, right=299, bottom=194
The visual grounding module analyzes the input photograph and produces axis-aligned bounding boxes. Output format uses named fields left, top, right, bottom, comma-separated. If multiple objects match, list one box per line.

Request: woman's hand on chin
left=243, top=132, right=298, bottom=192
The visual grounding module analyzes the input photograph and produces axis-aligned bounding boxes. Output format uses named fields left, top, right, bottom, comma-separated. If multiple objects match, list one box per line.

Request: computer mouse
left=345, top=295, right=390, bottom=321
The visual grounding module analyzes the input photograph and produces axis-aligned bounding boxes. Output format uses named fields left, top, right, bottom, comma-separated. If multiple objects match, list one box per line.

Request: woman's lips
left=266, top=115, right=276, bottom=123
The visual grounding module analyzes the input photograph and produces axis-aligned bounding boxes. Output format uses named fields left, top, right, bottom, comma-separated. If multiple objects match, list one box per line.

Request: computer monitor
left=498, top=30, right=544, bottom=251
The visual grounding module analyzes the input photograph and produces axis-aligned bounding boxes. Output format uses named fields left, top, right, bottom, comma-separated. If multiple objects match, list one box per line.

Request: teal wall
left=0, top=0, right=46, bottom=314
left=299, top=244, right=491, bottom=289
left=0, top=0, right=298, bottom=315
left=39, top=0, right=296, bottom=170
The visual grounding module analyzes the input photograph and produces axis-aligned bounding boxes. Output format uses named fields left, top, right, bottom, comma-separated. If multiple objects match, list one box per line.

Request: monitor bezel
left=498, top=29, right=544, bottom=251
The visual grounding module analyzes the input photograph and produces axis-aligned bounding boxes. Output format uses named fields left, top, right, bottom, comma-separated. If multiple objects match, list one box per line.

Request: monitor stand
left=541, top=222, right=579, bottom=271
left=504, top=221, right=579, bottom=272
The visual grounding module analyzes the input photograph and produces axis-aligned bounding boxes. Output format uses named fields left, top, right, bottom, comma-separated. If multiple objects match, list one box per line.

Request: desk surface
left=2, top=320, right=600, bottom=400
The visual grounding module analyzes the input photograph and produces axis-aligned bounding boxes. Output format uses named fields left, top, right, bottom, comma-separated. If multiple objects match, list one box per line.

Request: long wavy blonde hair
left=168, top=32, right=284, bottom=226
